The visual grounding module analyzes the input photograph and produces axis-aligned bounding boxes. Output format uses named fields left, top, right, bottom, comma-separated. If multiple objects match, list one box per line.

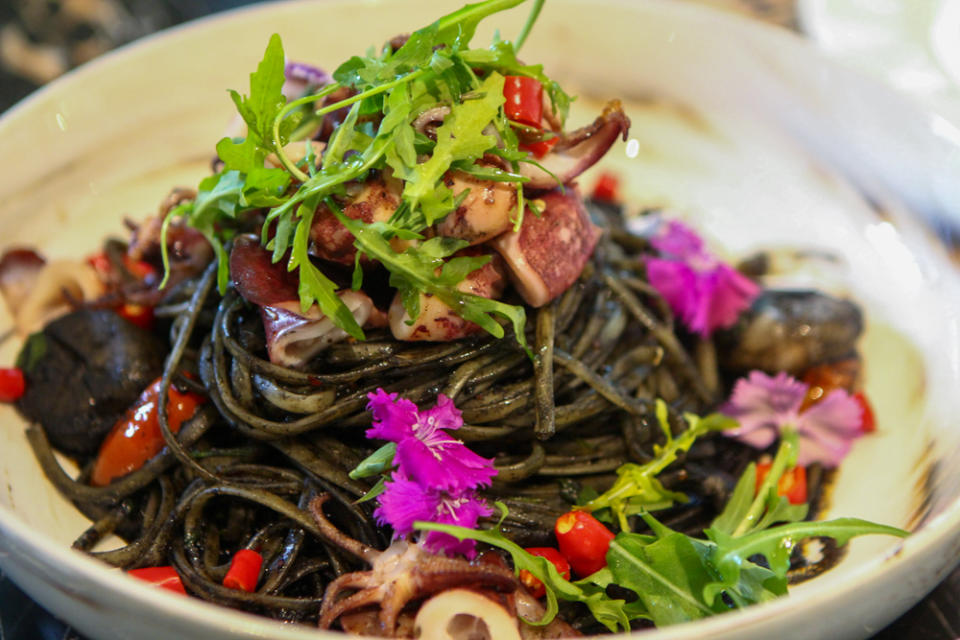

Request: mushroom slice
left=413, top=589, right=522, bottom=640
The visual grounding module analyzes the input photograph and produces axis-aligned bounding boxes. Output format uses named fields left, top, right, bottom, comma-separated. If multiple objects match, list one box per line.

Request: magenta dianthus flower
left=366, top=389, right=497, bottom=492
left=721, top=370, right=864, bottom=468
left=374, top=472, right=493, bottom=558
left=363, top=389, right=498, bottom=556
left=645, top=220, right=759, bottom=337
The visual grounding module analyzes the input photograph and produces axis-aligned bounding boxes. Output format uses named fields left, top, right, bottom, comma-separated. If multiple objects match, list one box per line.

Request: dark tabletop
left=1, top=0, right=958, bottom=638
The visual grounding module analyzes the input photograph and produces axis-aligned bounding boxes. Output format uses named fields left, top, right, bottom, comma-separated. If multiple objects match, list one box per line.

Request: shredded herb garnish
left=162, top=0, right=571, bottom=349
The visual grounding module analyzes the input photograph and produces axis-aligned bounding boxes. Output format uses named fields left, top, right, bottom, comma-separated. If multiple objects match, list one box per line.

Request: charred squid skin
left=308, top=171, right=404, bottom=266
left=492, top=186, right=601, bottom=308
left=319, top=576, right=386, bottom=631
left=229, top=235, right=300, bottom=307
left=232, top=238, right=375, bottom=366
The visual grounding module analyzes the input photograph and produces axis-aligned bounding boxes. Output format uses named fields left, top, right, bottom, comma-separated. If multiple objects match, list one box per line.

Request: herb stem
left=271, top=83, right=344, bottom=182
left=732, top=430, right=797, bottom=537
left=437, top=0, right=526, bottom=34
left=314, top=68, right=428, bottom=121
left=515, top=0, right=545, bottom=51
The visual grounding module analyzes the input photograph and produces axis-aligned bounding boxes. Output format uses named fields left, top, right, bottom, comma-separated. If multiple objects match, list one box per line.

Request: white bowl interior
left=2, top=1, right=960, bottom=639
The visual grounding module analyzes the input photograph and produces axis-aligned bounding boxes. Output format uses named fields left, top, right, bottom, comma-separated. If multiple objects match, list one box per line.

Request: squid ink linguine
left=0, top=0, right=906, bottom=637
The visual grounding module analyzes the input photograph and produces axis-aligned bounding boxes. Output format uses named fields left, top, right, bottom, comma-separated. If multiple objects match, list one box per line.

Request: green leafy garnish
left=584, top=432, right=909, bottom=627
left=417, top=433, right=909, bottom=631
left=163, top=0, right=567, bottom=351
left=416, top=503, right=630, bottom=631
left=581, top=400, right=738, bottom=530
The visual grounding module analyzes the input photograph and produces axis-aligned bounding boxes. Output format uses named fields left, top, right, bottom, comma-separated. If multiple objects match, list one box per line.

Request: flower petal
left=646, top=220, right=758, bottom=337
left=646, top=258, right=698, bottom=325
left=395, top=437, right=497, bottom=492
left=701, top=264, right=761, bottom=335
left=420, top=394, right=463, bottom=432
left=795, top=389, right=863, bottom=467
left=796, top=431, right=852, bottom=468
left=422, top=491, right=494, bottom=558
left=722, top=371, right=806, bottom=433
left=650, top=220, right=705, bottom=260
left=365, top=388, right=418, bottom=442
left=728, top=425, right=780, bottom=450
left=374, top=473, right=437, bottom=537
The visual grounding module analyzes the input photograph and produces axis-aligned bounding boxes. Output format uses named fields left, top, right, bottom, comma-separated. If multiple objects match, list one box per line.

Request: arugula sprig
left=588, top=431, right=908, bottom=627
left=418, top=430, right=909, bottom=631
left=165, top=0, right=568, bottom=350
left=581, top=400, right=737, bottom=530
left=416, top=503, right=631, bottom=631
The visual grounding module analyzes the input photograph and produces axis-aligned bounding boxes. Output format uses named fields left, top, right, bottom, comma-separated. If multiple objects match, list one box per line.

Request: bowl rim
left=1, top=0, right=959, bottom=638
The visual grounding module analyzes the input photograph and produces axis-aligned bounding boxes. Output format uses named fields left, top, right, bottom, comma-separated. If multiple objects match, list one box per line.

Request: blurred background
left=0, top=0, right=958, bottom=639
left=0, top=0, right=796, bottom=113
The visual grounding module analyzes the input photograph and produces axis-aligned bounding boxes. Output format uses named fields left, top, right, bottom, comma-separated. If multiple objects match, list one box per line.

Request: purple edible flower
left=645, top=220, right=759, bottom=337
left=374, top=472, right=493, bottom=558
left=721, top=370, right=864, bottom=468
left=363, top=389, right=498, bottom=556
left=366, top=389, right=497, bottom=492
left=284, top=61, right=332, bottom=87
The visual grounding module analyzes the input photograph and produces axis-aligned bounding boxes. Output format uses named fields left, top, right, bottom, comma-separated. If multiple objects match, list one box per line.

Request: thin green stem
left=515, top=0, right=545, bottom=51
left=314, top=68, right=428, bottom=121
left=270, top=83, right=343, bottom=182
left=436, top=0, right=526, bottom=33
left=732, top=430, right=797, bottom=537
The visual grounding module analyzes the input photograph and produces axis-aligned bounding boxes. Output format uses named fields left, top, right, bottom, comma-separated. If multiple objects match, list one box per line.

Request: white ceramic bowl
left=2, top=1, right=960, bottom=639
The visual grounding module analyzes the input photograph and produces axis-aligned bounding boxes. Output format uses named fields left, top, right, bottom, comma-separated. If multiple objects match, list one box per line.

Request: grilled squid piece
left=435, top=169, right=517, bottom=245
left=413, top=589, right=522, bottom=640
left=389, top=250, right=507, bottom=341
left=230, top=235, right=377, bottom=367
left=492, top=187, right=600, bottom=308
left=0, top=249, right=105, bottom=335
left=309, top=170, right=404, bottom=265
left=261, top=293, right=373, bottom=367
left=519, top=100, right=630, bottom=191
left=265, top=140, right=326, bottom=171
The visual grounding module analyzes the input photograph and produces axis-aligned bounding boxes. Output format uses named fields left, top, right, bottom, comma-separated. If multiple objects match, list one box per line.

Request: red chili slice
left=117, top=303, right=156, bottom=331
left=127, top=566, right=187, bottom=595
left=518, top=547, right=571, bottom=598
left=591, top=171, right=620, bottom=202
left=503, top=75, right=543, bottom=128
left=853, top=392, right=876, bottom=433
left=755, top=462, right=807, bottom=505
left=91, top=378, right=204, bottom=487
left=0, top=368, right=25, bottom=402
left=555, top=510, right=615, bottom=578
left=223, top=549, right=264, bottom=592
left=519, top=135, right=558, bottom=159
